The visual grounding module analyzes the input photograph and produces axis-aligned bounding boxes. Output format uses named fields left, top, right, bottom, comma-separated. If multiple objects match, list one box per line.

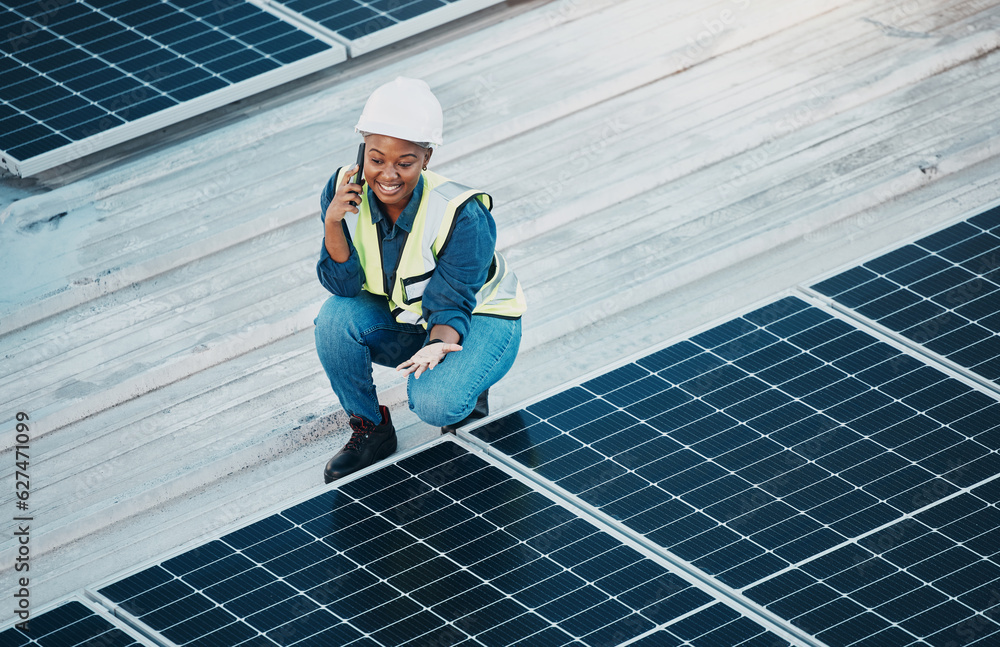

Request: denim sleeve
left=422, top=197, right=497, bottom=343
left=316, top=169, right=364, bottom=297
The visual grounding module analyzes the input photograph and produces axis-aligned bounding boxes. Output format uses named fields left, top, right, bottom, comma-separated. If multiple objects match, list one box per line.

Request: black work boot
left=441, top=389, right=489, bottom=435
left=324, top=405, right=396, bottom=483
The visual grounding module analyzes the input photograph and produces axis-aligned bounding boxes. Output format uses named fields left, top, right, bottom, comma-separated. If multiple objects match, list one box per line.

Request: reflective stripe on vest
left=338, top=167, right=526, bottom=327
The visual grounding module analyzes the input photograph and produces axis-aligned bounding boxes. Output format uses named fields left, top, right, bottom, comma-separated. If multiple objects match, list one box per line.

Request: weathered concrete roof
left=2, top=0, right=1000, bottom=616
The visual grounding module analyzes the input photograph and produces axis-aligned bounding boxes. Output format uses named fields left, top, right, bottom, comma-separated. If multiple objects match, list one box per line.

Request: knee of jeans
left=316, top=296, right=361, bottom=336
left=315, top=297, right=360, bottom=353
left=410, top=392, right=467, bottom=428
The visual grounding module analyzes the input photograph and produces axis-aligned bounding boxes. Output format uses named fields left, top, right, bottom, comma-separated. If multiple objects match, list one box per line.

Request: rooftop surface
left=2, top=0, right=1000, bottom=641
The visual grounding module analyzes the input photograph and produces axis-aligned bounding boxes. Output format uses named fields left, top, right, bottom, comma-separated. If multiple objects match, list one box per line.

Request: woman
left=314, top=77, right=526, bottom=483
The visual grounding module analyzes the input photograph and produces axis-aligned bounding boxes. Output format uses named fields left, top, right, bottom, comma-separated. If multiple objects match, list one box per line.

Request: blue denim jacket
left=317, top=172, right=497, bottom=343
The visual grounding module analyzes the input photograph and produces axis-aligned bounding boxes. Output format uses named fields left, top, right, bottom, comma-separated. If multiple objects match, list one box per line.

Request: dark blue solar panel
left=0, top=1, right=338, bottom=175
left=746, top=480, right=1000, bottom=647
left=92, top=440, right=788, bottom=646
left=0, top=599, right=148, bottom=646
left=814, top=205, right=1000, bottom=383
left=471, top=295, right=1000, bottom=609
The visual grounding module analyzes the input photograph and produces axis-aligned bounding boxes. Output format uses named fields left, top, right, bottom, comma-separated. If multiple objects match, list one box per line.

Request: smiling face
left=363, top=134, right=432, bottom=222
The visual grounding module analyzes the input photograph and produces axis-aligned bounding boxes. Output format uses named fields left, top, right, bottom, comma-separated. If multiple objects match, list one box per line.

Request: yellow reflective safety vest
left=337, top=167, right=527, bottom=328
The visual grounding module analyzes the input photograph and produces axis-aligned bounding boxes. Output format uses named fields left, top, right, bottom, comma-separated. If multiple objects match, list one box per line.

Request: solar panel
left=88, top=440, right=794, bottom=647
left=467, top=295, right=1000, bottom=645
left=0, top=0, right=345, bottom=176
left=746, top=478, right=1000, bottom=646
left=0, top=596, right=155, bottom=646
left=812, top=204, right=1000, bottom=387
left=265, top=0, right=506, bottom=56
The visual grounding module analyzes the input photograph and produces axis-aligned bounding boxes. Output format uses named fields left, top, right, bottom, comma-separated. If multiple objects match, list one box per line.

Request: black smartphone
left=348, top=143, right=365, bottom=207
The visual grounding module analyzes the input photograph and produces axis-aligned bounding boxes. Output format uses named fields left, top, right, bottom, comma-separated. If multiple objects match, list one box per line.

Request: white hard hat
left=355, top=77, right=444, bottom=147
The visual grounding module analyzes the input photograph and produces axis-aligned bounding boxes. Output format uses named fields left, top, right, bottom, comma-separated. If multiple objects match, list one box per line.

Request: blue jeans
left=314, top=291, right=521, bottom=427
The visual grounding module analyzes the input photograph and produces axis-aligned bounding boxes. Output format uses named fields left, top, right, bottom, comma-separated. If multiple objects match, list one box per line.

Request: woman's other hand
left=397, top=342, right=463, bottom=379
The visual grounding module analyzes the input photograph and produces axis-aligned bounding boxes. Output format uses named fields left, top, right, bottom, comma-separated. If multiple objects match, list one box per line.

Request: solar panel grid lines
left=809, top=200, right=1000, bottom=392
left=0, top=0, right=345, bottom=176
left=738, top=469, right=1000, bottom=580
left=263, top=0, right=506, bottom=56
left=744, top=477, right=1000, bottom=647
left=0, top=595, right=157, bottom=646
left=466, top=290, right=1000, bottom=645
left=84, top=438, right=796, bottom=647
